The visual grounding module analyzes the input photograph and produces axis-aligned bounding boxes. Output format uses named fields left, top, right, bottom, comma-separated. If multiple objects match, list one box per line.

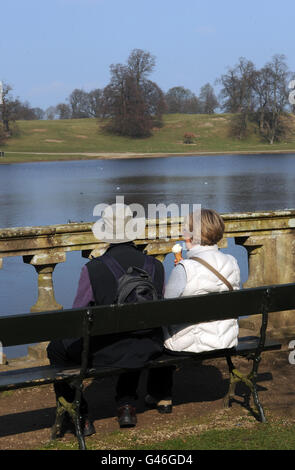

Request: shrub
left=183, top=132, right=196, bottom=144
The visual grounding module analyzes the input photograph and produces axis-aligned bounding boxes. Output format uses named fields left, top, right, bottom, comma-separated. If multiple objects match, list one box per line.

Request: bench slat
left=1, top=283, right=295, bottom=347
left=0, top=337, right=281, bottom=392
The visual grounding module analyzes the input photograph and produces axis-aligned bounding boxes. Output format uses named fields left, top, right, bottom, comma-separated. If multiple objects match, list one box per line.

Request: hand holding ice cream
left=172, top=243, right=183, bottom=264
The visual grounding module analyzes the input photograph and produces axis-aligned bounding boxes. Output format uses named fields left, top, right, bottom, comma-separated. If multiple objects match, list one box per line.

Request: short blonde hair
left=188, top=208, right=225, bottom=246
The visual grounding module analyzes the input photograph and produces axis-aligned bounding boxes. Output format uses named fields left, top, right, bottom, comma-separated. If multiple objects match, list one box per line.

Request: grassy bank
left=1, top=114, right=295, bottom=163
left=40, top=411, right=295, bottom=451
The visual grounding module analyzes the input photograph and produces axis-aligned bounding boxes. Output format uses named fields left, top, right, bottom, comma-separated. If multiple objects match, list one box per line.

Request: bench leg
left=224, top=356, right=238, bottom=408
left=224, top=372, right=234, bottom=408
left=247, top=367, right=267, bottom=423
left=224, top=357, right=266, bottom=423
left=51, top=396, right=87, bottom=450
left=224, top=367, right=253, bottom=408
left=51, top=399, right=67, bottom=440
left=72, top=400, right=86, bottom=451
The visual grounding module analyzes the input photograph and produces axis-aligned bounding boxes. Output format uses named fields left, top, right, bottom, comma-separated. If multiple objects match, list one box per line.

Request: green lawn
left=1, top=114, right=295, bottom=163
left=41, top=421, right=295, bottom=451
left=40, top=410, right=295, bottom=451
left=136, top=424, right=295, bottom=450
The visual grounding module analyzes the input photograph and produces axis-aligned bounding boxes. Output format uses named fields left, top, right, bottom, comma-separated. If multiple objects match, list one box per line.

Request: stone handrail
left=1, top=209, right=295, bottom=330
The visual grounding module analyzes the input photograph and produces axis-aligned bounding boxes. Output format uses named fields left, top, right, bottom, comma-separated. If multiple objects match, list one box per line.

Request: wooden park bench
left=1, top=282, right=295, bottom=450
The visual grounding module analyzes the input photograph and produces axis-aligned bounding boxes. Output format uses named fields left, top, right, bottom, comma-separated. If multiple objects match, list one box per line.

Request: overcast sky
left=1, top=0, right=294, bottom=109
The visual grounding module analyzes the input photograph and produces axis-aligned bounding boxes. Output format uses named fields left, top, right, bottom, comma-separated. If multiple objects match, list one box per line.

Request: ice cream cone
left=174, top=252, right=183, bottom=263
left=172, top=243, right=183, bottom=264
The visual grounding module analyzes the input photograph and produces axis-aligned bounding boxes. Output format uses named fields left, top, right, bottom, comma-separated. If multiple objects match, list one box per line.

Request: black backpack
left=100, top=253, right=160, bottom=305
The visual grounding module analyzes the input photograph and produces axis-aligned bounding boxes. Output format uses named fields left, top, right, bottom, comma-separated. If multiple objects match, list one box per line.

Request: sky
left=1, top=0, right=294, bottom=110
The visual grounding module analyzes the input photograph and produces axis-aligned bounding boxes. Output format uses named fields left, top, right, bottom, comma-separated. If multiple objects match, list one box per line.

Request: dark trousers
left=47, top=338, right=174, bottom=410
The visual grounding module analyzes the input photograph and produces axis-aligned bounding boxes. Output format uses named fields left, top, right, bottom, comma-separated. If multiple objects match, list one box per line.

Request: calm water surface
left=1, top=154, right=295, bottom=357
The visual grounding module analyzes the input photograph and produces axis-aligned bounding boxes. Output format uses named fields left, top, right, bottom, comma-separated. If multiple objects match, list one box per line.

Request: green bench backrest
left=1, top=283, right=295, bottom=347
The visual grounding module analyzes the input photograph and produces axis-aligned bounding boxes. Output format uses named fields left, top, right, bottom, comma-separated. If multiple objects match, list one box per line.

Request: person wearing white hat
left=47, top=203, right=173, bottom=433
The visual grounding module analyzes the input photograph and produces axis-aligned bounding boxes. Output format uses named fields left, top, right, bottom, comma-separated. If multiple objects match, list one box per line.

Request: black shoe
left=145, top=394, right=173, bottom=414
left=117, top=404, right=137, bottom=428
left=58, top=413, right=95, bottom=437
left=80, top=416, right=96, bottom=437
left=52, top=412, right=75, bottom=438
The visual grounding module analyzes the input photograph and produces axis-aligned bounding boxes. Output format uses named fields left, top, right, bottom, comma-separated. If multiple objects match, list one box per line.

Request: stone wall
left=1, top=210, right=295, bottom=334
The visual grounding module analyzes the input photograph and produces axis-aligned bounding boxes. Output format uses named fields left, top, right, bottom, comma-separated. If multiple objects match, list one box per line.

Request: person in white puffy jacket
left=163, top=208, right=240, bottom=353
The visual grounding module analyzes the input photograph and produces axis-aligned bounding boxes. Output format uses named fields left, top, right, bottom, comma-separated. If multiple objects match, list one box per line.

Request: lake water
left=1, top=153, right=295, bottom=357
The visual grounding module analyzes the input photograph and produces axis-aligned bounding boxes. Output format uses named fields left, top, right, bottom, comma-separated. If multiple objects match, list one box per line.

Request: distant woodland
left=1, top=49, right=295, bottom=144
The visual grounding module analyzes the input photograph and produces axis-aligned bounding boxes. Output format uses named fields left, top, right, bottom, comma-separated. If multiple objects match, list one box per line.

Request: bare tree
left=141, top=80, right=166, bottom=122
left=0, top=82, right=39, bottom=129
left=219, top=58, right=256, bottom=138
left=0, top=123, right=6, bottom=145
left=68, top=89, right=91, bottom=118
left=0, top=82, right=14, bottom=131
left=45, top=106, right=58, bottom=120
left=32, top=107, right=45, bottom=120
left=198, top=83, right=219, bottom=114
left=219, top=55, right=293, bottom=143
left=102, top=49, right=164, bottom=137
left=252, top=66, right=271, bottom=131
left=127, top=49, right=156, bottom=86
left=218, top=58, right=256, bottom=113
left=56, top=103, right=72, bottom=119
left=165, top=87, right=200, bottom=114
left=88, top=88, right=104, bottom=117
left=252, top=55, right=290, bottom=144
left=263, top=55, right=290, bottom=144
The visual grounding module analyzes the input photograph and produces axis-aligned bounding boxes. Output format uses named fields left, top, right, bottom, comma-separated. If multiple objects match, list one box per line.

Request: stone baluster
left=236, top=233, right=295, bottom=330
left=22, top=252, right=66, bottom=360
left=23, top=252, right=66, bottom=313
left=235, top=236, right=265, bottom=288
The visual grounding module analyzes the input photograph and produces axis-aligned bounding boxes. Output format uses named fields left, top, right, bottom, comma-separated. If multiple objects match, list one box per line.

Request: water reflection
left=1, top=154, right=295, bottom=229
left=1, top=154, right=295, bottom=357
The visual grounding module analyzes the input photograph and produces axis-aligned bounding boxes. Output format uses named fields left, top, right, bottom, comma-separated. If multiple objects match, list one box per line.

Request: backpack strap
left=190, top=256, right=233, bottom=291
left=101, top=252, right=156, bottom=281
left=100, top=253, right=126, bottom=281
left=143, top=255, right=156, bottom=280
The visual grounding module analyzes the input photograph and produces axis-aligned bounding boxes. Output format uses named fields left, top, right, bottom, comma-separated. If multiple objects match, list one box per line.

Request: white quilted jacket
left=163, top=244, right=240, bottom=353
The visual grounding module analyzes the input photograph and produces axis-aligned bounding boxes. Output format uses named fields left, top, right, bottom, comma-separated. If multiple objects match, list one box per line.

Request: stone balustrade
left=1, top=209, right=295, bottom=333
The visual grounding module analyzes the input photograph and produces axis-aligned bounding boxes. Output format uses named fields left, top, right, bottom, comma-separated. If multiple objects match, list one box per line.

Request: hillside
left=1, top=114, right=295, bottom=163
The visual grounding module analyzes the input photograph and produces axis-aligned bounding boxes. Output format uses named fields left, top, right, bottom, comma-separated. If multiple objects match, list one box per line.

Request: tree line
left=218, top=54, right=295, bottom=144
left=0, top=49, right=220, bottom=140
left=47, top=49, right=219, bottom=138
left=0, top=83, right=45, bottom=130
left=52, top=81, right=219, bottom=121
left=1, top=49, right=294, bottom=143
